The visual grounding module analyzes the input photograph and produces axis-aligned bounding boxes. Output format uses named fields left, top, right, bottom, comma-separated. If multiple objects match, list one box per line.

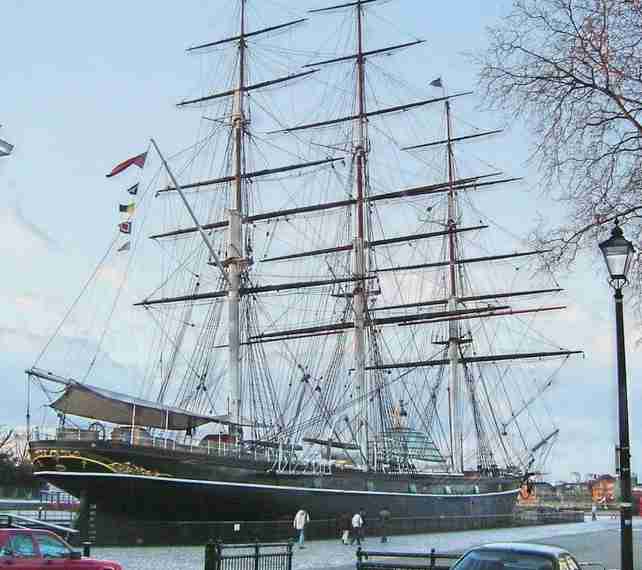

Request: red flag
left=106, top=152, right=147, bottom=178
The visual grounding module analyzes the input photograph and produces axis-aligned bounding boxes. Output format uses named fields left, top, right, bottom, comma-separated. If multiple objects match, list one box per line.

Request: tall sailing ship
left=27, top=0, right=581, bottom=538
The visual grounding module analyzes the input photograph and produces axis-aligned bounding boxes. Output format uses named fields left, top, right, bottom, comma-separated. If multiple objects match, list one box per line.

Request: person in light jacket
left=293, top=509, right=310, bottom=549
left=350, top=510, right=364, bottom=545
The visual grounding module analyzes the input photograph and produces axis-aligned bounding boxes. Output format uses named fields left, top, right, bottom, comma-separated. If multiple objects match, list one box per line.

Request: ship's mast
left=445, top=99, right=463, bottom=473
left=130, top=1, right=584, bottom=474
left=228, top=0, right=246, bottom=435
left=353, top=0, right=369, bottom=467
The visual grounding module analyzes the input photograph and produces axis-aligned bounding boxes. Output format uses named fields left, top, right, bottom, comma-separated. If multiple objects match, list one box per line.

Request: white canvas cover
left=28, top=368, right=227, bottom=430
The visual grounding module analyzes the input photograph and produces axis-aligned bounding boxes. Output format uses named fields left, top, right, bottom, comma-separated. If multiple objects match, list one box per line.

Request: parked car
left=451, top=542, right=597, bottom=570
left=0, top=528, right=122, bottom=570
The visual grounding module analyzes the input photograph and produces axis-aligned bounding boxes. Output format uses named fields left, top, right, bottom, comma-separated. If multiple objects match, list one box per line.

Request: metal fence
left=204, top=540, right=293, bottom=570
left=356, top=547, right=462, bottom=570
left=79, top=508, right=585, bottom=546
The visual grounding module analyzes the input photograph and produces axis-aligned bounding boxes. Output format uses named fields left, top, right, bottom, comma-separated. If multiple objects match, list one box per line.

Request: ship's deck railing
left=32, top=427, right=462, bottom=476
left=32, top=427, right=332, bottom=472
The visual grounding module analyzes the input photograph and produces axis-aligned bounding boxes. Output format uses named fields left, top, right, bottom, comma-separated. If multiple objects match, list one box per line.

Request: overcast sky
left=1, top=0, right=639, bottom=484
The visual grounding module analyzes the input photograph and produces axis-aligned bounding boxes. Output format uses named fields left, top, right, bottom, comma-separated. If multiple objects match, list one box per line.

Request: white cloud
left=0, top=202, right=58, bottom=254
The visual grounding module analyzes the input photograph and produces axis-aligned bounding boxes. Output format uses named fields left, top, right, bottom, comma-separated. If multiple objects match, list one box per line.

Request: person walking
left=293, top=509, right=310, bottom=549
left=379, top=507, right=391, bottom=543
left=360, top=509, right=367, bottom=541
left=338, top=512, right=351, bottom=544
left=591, top=503, right=597, bottom=521
left=350, top=509, right=364, bottom=546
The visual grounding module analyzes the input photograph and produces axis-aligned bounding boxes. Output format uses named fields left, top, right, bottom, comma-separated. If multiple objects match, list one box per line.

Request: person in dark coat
left=379, top=507, right=391, bottom=543
left=338, top=512, right=351, bottom=544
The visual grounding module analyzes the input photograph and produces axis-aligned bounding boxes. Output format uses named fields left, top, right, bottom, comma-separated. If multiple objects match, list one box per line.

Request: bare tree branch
left=473, top=0, right=642, bottom=311
left=0, top=429, right=14, bottom=453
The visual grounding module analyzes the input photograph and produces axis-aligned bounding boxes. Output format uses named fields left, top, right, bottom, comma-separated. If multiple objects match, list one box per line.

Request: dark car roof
left=471, top=543, right=571, bottom=558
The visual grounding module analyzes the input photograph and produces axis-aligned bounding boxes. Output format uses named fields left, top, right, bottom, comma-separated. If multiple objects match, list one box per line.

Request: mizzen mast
left=445, top=98, right=463, bottom=473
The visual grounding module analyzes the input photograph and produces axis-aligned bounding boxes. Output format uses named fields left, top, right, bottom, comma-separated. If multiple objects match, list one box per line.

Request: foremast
left=228, top=0, right=247, bottom=435
left=168, top=1, right=322, bottom=438
left=353, top=0, right=369, bottom=469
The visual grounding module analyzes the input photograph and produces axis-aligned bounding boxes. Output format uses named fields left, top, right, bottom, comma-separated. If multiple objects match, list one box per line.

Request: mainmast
left=353, top=0, right=369, bottom=468
left=228, top=0, right=247, bottom=434
left=445, top=99, right=463, bottom=473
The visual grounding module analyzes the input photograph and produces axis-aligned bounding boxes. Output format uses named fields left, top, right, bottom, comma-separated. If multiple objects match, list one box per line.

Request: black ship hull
left=31, top=435, right=521, bottom=545
left=37, top=470, right=519, bottom=545
left=37, top=470, right=518, bottom=521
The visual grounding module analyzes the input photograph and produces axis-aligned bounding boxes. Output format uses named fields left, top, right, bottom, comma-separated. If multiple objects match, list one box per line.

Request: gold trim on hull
left=31, top=449, right=164, bottom=477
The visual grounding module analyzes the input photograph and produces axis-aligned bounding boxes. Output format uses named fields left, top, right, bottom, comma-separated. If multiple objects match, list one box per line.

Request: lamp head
left=599, top=219, right=635, bottom=288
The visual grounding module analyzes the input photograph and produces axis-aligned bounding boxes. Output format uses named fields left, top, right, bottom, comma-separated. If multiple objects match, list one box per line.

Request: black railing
left=204, top=540, right=293, bottom=570
left=356, top=547, right=462, bottom=570
left=79, top=509, right=585, bottom=546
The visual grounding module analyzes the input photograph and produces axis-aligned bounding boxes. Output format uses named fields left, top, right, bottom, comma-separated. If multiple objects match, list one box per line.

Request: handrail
left=356, top=547, right=463, bottom=570
left=0, top=514, right=78, bottom=534
left=35, top=429, right=333, bottom=474
left=361, top=551, right=461, bottom=559
left=217, top=542, right=294, bottom=549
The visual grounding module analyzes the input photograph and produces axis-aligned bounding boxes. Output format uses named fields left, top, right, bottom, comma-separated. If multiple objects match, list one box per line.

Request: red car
left=0, top=529, right=122, bottom=570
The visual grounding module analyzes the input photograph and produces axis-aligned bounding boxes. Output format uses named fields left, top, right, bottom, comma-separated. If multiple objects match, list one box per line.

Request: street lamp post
left=599, top=219, right=635, bottom=570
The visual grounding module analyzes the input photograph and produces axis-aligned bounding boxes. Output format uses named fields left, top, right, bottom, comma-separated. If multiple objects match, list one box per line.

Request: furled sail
left=28, top=368, right=226, bottom=430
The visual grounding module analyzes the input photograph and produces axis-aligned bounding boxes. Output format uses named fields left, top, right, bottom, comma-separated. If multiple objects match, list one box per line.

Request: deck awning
left=27, top=367, right=228, bottom=430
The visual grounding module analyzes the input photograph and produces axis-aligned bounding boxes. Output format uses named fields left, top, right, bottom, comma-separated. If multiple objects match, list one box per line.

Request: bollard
left=356, top=546, right=363, bottom=569
left=204, top=539, right=217, bottom=570
left=286, top=539, right=294, bottom=570
left=216, top=540, right=223, bottom=570
left=254, top=540, right=260, bottom=570
left=82, top=542, right=92, bottom=557
left=429, top=547, right=436, bottom=570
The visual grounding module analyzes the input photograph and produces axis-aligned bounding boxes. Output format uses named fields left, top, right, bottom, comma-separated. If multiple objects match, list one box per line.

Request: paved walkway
left=290, top=516, right=626, bottom=569
left=93, top=516, right=639, bottom=570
